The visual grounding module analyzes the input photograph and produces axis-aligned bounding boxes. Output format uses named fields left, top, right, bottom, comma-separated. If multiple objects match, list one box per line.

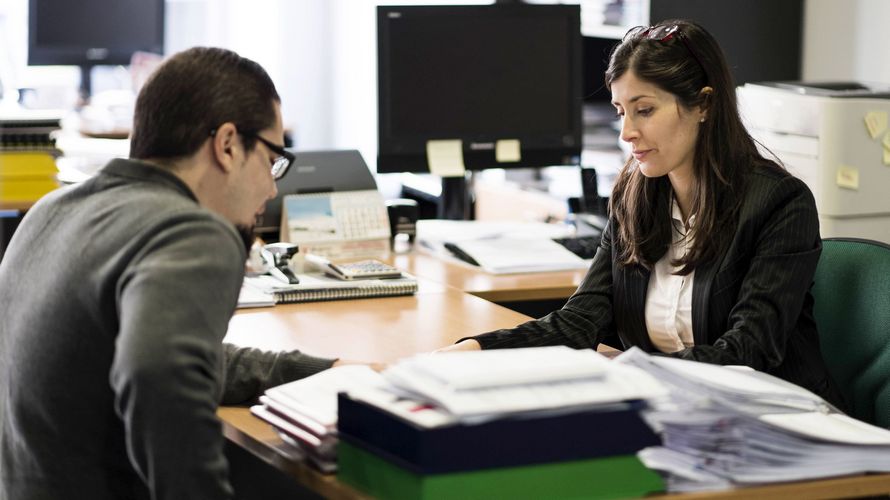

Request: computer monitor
left=28, top=0, right=165, bottom=101
left=376, top=4, right=582, bottom=219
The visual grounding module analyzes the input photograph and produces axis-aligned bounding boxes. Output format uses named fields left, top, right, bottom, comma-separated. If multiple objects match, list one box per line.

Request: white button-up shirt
left=644, top=197, right=695, bottom=353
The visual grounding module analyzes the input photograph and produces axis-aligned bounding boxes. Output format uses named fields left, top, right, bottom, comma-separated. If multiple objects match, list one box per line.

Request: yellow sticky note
left=426, top=140, right=466, bottom=178
left=883, top=132, right=890, bottom=151
left=864, top=111, right=888, bottom=139
left=495, top=139, right=521, bottom=163
left=836, top=165, right=859, bottom=190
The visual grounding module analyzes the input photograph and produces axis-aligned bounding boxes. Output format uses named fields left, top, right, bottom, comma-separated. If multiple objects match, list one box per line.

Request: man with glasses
left=0, top=47, right=344, bottom=499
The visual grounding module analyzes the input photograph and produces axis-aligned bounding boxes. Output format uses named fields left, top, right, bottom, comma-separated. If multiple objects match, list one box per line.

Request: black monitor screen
left=28, top=0, right=164, bottom=66
left=377, top=4, right=582, bottom=173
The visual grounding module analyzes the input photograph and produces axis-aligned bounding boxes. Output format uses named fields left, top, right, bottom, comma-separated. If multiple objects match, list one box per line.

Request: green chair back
left=812, top=238, right=890, bottom=427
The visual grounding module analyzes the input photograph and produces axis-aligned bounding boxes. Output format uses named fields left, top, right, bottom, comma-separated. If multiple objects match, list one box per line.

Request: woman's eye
left=637, top=108, right=653, bottom=116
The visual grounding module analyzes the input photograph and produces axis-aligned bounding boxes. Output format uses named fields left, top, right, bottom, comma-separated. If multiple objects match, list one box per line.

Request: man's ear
left=211, top=122, right=239, bottom=173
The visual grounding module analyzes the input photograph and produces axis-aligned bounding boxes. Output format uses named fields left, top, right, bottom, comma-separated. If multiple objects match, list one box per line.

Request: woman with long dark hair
left=440, top=20, right=845, bottom=409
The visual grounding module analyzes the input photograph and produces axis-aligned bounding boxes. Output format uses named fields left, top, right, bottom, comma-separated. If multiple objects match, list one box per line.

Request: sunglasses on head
left=629, top=24, right=707, bottom=82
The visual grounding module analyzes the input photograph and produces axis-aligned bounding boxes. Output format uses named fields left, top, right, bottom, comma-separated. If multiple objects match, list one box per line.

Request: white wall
left=802, top=0, right=890, bottom=83
left=3, top=0, right=888, bottom=153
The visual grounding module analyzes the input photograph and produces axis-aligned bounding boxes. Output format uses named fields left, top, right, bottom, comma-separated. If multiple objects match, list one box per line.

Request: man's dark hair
left=129, top=47, right=280, bottom=161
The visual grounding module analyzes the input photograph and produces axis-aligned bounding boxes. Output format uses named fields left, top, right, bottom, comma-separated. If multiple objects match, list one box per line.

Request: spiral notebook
left=239, top=272, right=418, bottom=307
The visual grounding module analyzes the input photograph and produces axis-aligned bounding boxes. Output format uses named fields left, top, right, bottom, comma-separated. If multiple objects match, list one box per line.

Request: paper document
left=416, top=219, right=586, bottom=274
left=264, top=365, right=387, bottom=427
left=617, top=347, right=829, bottom=413
left=759, top=412, right=890, bottom=445
left=453, top=236, right=588, bottom=274
left=619, top=348, right=890, bottom=492
left=237, top=280, right=275, bottom=308
left=398, top=346, right=608, bottom=390
left=382, top=346, right=666, bottom=419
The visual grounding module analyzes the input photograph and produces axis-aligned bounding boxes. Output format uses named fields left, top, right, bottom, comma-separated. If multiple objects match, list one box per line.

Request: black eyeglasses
left=246, top=133, right=294, bottom=180
left=209, top=128, right=294, bottom=180
left=631, top=24, right=707, bottom=82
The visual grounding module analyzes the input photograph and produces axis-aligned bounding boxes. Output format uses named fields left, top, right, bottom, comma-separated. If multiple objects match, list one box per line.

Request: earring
left=700, top=117, right=706, bottom=123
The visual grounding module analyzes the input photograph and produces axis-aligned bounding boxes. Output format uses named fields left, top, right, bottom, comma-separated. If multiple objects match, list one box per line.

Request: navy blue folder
left=336, top=393, right=660, bottom=474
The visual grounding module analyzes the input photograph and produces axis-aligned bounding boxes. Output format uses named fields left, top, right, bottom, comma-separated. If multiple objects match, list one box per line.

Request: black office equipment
left=0, top=210, right=22, bottom=263
left=579, top=167, right=604, bottom=214
left=28, top=0, right=165, bottom=101
left=255, top=150, right=378, bottom=238
left=376, top=4, right=583, bottom=220
left=385, top=199, right=418, bottom=246
left=552, top=234, right=601, bottom=260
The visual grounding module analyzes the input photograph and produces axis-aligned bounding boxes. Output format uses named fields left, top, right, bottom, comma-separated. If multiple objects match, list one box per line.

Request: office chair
left=811, top=237, right=890, bottom=427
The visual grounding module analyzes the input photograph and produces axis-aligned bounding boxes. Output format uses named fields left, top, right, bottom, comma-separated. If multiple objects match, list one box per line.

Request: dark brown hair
left=605, top=20, right=779, bottom=274
left=129, top=47, right=280, bottom=161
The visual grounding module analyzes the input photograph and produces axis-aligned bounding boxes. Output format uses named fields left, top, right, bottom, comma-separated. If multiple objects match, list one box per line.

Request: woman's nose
left=619, top=117, right=638, bottom=143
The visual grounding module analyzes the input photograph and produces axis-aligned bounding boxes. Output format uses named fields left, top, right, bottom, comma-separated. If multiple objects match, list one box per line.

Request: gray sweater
left=0, top=159, right=335, bottom=500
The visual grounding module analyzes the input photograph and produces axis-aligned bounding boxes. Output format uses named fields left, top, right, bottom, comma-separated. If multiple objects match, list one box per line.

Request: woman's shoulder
left=740, top=161, right=817, bottom=217
left=746, top=161, right=812, bottom=199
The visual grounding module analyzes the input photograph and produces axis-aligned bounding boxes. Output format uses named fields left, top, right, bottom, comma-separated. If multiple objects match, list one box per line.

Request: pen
left=443, top=242, right=480, bottom=266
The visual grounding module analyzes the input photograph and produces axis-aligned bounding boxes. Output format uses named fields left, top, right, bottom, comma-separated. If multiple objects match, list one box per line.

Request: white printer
left=738, top=81, right=890, bottom=243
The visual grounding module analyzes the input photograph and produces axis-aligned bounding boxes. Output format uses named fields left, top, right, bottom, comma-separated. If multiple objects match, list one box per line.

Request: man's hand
left=434, top=339, right=482, bottom=353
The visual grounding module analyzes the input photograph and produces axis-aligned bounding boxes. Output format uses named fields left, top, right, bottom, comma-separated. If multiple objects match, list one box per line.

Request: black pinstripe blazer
left=474, top=165, right=846, bottom=409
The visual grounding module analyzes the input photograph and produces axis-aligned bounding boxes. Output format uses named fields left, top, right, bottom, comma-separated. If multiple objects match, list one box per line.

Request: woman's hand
left=434, top=339, right=482, bottom=353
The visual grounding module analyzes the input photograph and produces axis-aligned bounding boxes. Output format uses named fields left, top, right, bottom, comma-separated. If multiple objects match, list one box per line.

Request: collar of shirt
left=643, top=192, right=697, bottom=353
left=670, top=194, right=696, bottom=240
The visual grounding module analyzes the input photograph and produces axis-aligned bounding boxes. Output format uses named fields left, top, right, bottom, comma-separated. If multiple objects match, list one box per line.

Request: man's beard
left=235, top=224, right=256, bottom=254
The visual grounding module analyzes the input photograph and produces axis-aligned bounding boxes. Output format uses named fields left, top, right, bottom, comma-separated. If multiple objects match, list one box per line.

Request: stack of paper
left=382, top=346, right=666, bottom=421
left=617, top=348, right=890, bottom=492
left=336, top=346, right=668, bottom=499
left=416, top=219, right=588, bottom=274
left=249, top=345, right=669, bottom=495
left=249, top=365, right=387, bottom=472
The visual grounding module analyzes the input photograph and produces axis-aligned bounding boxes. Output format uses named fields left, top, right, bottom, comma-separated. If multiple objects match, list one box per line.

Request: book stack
left=249, top=365, right=386, bottom=473
left=0, top=114, right=62, bottom=205
left=336, top=346, right=668, bottom=499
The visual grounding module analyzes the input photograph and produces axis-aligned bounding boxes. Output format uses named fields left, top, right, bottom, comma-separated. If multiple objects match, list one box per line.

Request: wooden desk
left=221, top=277, right=533, bottom=499
left=0, top=200, right=35, bottom=211
left=223, top=278, right=535, bottom=361
left=391, top=251, right=587, bottom=303
left=221, top=279, right=890, bottom=499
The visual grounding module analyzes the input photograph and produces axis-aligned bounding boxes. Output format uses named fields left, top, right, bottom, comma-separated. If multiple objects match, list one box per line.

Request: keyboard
left=552, top=235, right=601, bottom=260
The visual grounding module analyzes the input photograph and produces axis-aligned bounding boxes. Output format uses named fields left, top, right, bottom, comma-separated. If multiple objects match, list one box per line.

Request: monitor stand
left=77, top=65, right=94, bottom=107
left=438, top=174, right=474, bottom=220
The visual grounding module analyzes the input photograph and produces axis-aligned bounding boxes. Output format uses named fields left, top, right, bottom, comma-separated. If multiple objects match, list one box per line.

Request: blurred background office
left=2, top=0, right=890, bottom=169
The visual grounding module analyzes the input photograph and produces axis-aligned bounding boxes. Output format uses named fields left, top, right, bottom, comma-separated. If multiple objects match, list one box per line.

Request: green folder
left=338, top=441, right=665, bottom=500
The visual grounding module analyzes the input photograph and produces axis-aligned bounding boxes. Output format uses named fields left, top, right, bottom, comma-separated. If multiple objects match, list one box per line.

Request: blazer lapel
left=622, top=266, right=654, bottom=350
left=691, top=258, right=719, bottom=346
